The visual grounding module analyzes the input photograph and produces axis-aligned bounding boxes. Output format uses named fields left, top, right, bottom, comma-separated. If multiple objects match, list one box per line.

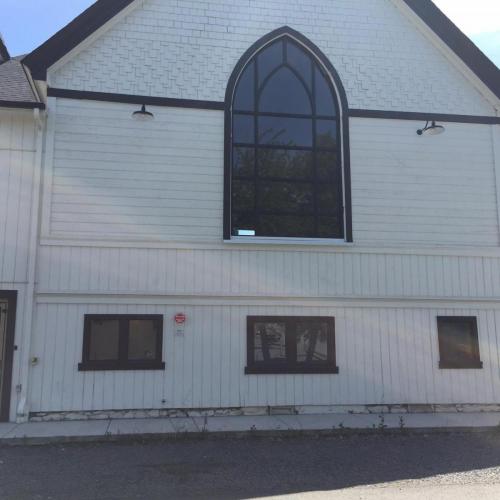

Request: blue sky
left=1, top=0, right=499, bottom=66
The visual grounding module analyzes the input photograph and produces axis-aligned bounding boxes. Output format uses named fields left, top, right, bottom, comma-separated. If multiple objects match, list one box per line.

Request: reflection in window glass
left=254, top=322, right=286, bottom=362
left=259, top=67, right=311, bottom=115
left=246, top=316, right=337, bottom=374
left=128, top=320, right=158, bottom=361
left=89, top=319, right=120, bottom=361
left=259, top=181, right=314, bottom=213
left=234, top=62, right=255, bottom=111
left=232, top=180, right=255, bottom=211
left=317, top=152, right=338, bottom=180
left=258, top=40, right=283, bottom=85
left=297, top=322, right=329, bottom=362
left=231, top=35, right=344, bottom=239
left=315, top=67, right=336, bottom=116
left=259, top=116, right=312, bottom=147
left=233, top=114, right=255, bottom=144
left=232, top=212, right=256, bottom=234
left=286, top=42, right=312, bottom=90
left=316, top=120, right=337, bottom=148
left=233, top=147, right=255, bottom=177
left=318, top=216, right=342, bottom=238
left=318, top=184, right=341, bottom=214
left=438, top=317, right=482, bottom=368
left=260, top=214, right=315, bottom=238
left=258, top=149, right=313, bottom=179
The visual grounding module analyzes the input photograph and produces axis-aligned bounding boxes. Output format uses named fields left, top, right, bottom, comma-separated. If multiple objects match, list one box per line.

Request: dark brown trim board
left=47, top=88, right=224, bottom=110
left=402, top=0, right=500, bottom=99
left=437, top=316, right=483, bottom=370
left=23, top=0, right=136, bottom=80
left=0, top=291, right=17, bottom=422
left=79, top=314, right=165, bottom=372
left=349, top=109, right=500, bottom=125
left=23, top=0, right=500, bottom=100
left=246, top=316, right=338, bottom=375
left=223, top=26, right=353, bottom=242
left=0, top=100, right=46, bottom=110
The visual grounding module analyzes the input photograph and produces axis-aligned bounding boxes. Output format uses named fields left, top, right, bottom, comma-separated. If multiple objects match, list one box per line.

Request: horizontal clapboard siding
left=0, top=110, right=36, bottom=283
left=50, top=99, right=223, bottom=240
left=47, top=100, right=499, bottom=246
left=350, top=119, right=499, bottom=246
left=37, top=245, right=500, bottom=299
left=29, top=302, right=500, bottom=412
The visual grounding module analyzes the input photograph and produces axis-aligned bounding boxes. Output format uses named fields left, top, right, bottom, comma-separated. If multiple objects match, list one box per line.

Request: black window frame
left=437, top=316, right=483, bottom=370
left=245, top=316, right=338, bottom=374
left=224, top=27, right=352, bottom=243
left=79, top=314, right=165, bottom=371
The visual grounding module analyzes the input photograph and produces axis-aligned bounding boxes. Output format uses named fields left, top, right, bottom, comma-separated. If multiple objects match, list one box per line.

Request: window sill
left=78, top=362, right=166, bottom=372
left=225, top=237, right=352, bottom=247
left=245, top=365, right=339, bottom=375
left=439, top=361, right=483, bottom=370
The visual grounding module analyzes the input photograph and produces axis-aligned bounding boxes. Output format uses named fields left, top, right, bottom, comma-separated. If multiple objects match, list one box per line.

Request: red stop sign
left=174, top=313, right=186, bottom=325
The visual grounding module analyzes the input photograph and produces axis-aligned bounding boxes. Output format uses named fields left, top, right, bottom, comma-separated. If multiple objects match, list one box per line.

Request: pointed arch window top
left=225, top=28, right=352, bottom=242
left=233, top=36, right=338, bottom=118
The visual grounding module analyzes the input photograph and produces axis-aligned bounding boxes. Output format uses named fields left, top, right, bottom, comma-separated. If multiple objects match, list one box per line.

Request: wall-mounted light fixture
left=132, top=104, right=154, bottom=121
left=417, top=121, right=445, bottom=136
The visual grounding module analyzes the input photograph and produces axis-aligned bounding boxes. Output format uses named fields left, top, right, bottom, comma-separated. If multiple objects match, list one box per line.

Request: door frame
left=0, top=291, right=17, bottom=422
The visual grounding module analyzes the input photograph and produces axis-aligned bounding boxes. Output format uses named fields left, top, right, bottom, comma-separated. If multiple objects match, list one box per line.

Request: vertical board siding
left=0, top=111, right=36, bottom=284
left=37, top=245, right=500, bottom=299
left=29, top=302, right=500, bottom=413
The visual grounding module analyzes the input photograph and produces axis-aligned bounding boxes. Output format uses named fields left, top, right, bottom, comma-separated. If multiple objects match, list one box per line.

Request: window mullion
left=118, top=318, right=129, bottom=366
left=286, top=319, right=297, bottom=366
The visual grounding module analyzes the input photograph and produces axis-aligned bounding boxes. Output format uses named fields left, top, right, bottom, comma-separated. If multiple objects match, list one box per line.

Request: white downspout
left=15, top=107, right=45, bottom=422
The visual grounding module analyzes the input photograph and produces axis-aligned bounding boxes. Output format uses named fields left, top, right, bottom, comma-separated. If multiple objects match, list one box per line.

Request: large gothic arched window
left=224, top=28, right=352, bottom=241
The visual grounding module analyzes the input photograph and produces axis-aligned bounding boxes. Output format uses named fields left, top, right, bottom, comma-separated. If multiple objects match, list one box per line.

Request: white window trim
left=224, top=236, right=353, bottom=246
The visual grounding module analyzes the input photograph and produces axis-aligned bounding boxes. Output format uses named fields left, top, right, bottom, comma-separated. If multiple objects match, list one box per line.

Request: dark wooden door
left=0, top=291, right=17, bottom=422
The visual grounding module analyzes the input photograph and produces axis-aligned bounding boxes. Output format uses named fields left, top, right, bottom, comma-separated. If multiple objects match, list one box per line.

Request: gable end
left=22, top=0, right=500, bottom=101
left=23, top=0, right=135, bottom=80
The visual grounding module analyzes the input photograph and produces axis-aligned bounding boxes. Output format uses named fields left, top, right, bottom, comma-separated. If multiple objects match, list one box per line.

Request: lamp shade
left=132, top=104, right=154, bottom=121
left=417, top=121, right=445, bottom=136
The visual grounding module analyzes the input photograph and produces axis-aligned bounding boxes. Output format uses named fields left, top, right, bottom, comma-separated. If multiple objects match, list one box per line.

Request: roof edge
left=22, top=0, right=500, bottom=101
left=23, top=0, right=135, bottom=80
left=0, top=36, right=10, bottom=63
left=402, top=0, right=500, bottom=100
left=0, top=100, right=45, bottom=110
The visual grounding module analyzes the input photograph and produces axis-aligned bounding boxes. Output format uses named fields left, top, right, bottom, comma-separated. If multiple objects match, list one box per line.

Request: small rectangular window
left=437, top=316, right=482, bottom=369
left=246, top=316, right=338, bottom=374
left=79, top=315, right=165, bottom=371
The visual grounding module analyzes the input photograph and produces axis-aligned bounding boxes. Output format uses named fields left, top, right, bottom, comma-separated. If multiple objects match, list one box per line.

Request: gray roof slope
left=0, top=58, right=44, bottom=109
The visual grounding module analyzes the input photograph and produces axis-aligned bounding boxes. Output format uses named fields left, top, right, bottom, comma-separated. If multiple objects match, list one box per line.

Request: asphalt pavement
left=1, top=432, right=500, bottom=499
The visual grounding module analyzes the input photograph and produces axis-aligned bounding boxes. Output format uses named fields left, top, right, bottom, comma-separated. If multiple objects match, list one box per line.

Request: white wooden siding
left=0, top=110, right=36, bottom=283
left=350, top=119, right=499, bottom=247
left=49, top=100, right=223, bottom=240
left=48, top=0, right=496, bottom=116
left=46, top=99, right=500, bottom=248
left=36, top=245, right=500, bottom=300
left=29, top=301, right=500, bottom=413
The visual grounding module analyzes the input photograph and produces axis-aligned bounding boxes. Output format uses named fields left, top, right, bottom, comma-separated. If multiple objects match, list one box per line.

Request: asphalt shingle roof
left=0, top=58, right=42, bottom=107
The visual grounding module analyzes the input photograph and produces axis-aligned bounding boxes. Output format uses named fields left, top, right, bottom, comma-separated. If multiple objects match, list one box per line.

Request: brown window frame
left=245, top=316, right=338, bottom=374
left=437, top=316, right=483, bottom=370
left=79, top=314, right=165, bottom=371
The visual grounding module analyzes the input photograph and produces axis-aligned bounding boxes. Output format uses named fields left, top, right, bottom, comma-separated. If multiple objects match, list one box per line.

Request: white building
left=0, top=0, right=499, bottom=423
